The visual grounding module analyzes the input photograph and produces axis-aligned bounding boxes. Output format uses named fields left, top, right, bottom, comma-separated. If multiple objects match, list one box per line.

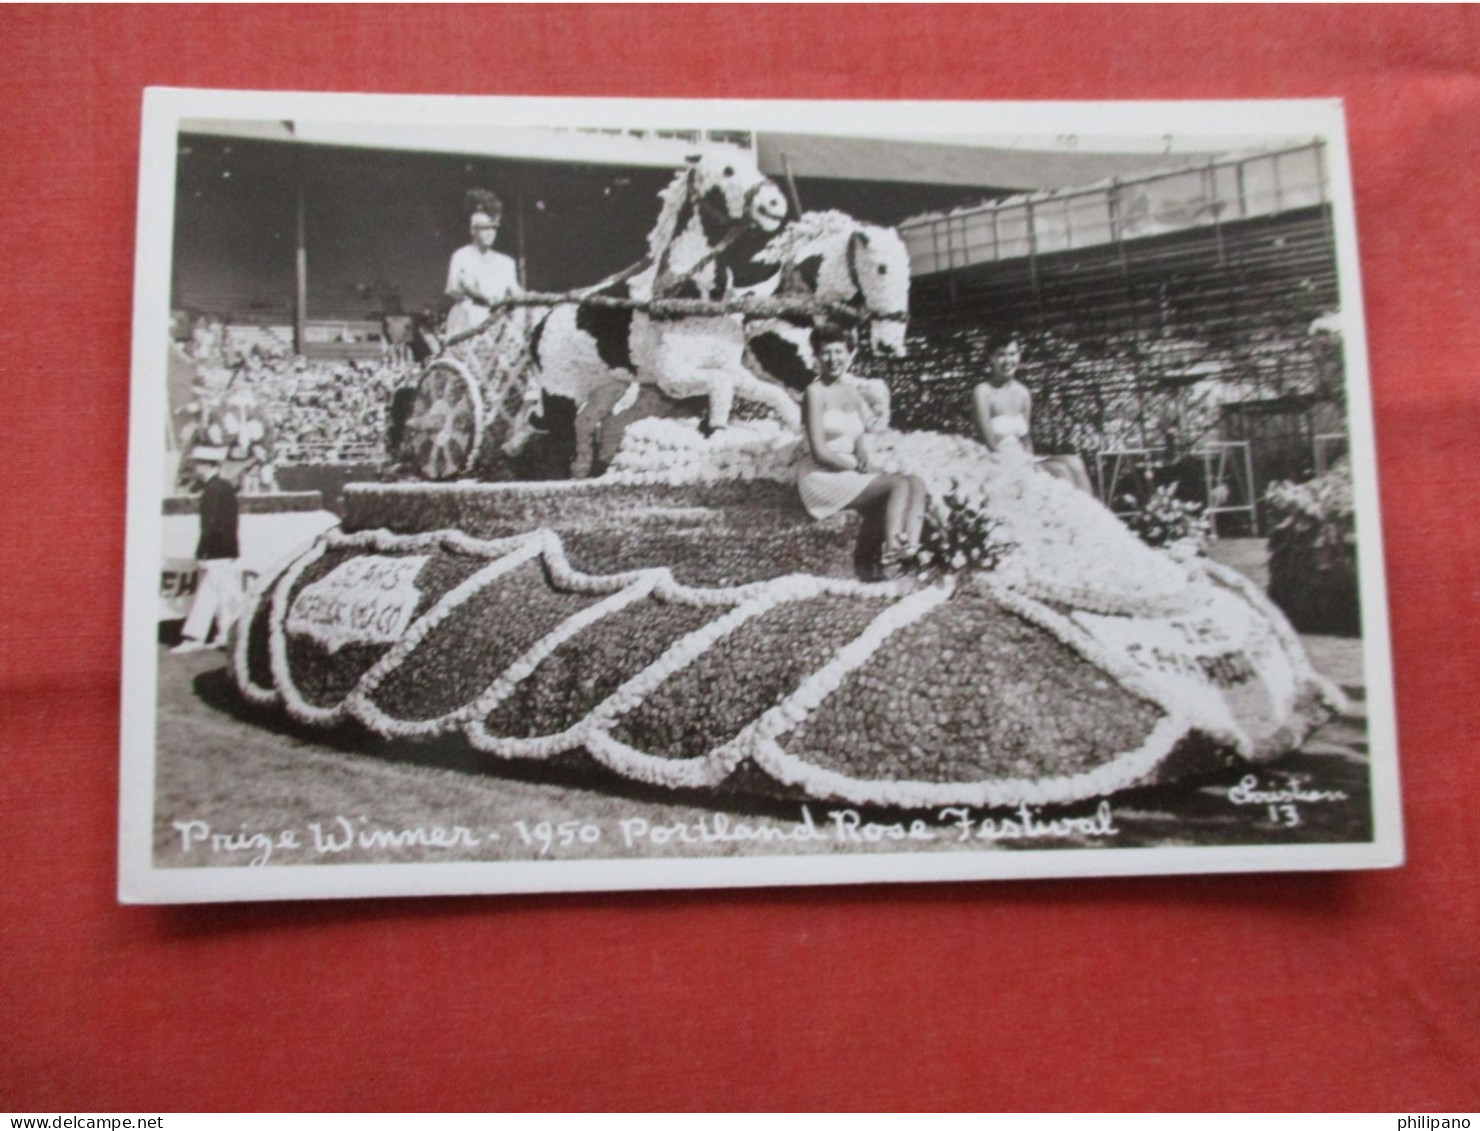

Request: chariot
left=394, top=309, right=535, bottom=481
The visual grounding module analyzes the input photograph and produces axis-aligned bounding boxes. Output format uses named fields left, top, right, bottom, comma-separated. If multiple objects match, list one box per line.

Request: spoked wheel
left=403, top=358, right=484, bottom=480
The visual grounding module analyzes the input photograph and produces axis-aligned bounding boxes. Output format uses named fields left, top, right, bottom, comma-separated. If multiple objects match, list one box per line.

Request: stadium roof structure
left=753, top=132, right=1258, bottom=192
left=170, top=118, right=1320, bottom=335
left=181, top=118, right=1290, bottom=195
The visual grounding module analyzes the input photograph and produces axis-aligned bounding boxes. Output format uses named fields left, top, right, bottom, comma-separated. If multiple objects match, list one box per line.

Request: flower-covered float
left=230, top=416, right=1342, bottom=809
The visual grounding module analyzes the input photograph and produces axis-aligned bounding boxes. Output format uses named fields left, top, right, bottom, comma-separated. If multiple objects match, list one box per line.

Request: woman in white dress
left=799, top=326, right=927, bottom=577
left=445, top=189, right=522, bottom=338
left=972, top=332, right=1093, bottom=493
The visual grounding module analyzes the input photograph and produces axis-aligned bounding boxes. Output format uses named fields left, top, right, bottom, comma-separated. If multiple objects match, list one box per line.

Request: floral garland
left=229, top=579, right=282, bottom=709
left=1197, top=557, right=1348, bottom=715
left=581, top=580, right=823, bottom=789
left=264, top=537, right=343, bottom=724
left=751, top=714, right=1194, bottom=811
left=584, top=573, right=919, bottom=790
left=345, top=536, right=552, bottom=737
left=456, top=574, right=660, bottom=726
left=746, top=575, right=1237, bottom=810
left=598, top=418, right=1200, bottom=619
left=268, top=529, right=537, bottom=728
left=262, top=525, right=915, bottom=779
left=242, top=513, right=1329, bottom=807
left=603, top=417, right=804, bottom=488
left=744, top=582, right=961, bottom=806
left=460, top=572, right=894, bottom=765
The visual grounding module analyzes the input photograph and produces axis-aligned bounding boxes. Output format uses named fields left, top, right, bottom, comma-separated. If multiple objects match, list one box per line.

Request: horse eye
left=877, top=265, right=888, bottom=275
left=723, top=166, right=735, bottom=177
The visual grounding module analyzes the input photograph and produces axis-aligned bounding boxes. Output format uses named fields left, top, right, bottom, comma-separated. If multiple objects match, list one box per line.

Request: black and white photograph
left=120, top=90, right=1400, bottom=902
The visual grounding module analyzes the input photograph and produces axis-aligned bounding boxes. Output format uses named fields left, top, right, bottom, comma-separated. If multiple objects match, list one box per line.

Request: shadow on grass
left=192, top=664, right=813, bottom=823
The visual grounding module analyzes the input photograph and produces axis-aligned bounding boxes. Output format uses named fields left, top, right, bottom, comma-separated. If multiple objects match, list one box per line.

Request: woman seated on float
left=972, top=331, right=1093, bottom=493
left=798, top=325, right=926, bottom=578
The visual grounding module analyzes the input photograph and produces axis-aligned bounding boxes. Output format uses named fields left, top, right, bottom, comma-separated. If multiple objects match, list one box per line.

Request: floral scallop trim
left=751, top=713, right=1194, bottom=810
left=230, top=520, right=353, bottom=709
left=538, top=543, right=658, bottom=596
left=267, top=537, right=343, bottom=726
left=751, top=578, right=1222, bottom=809
left=344, top=537, right=551, bottom=737
left=456, top=575, right=661, bottom=726
left=271, top=527, right=539, bottom=727
left=987, top=578, right=1246, bottom=752
left=580, top=574, right=897, bottom=790
left=1196, top=557, right=1349, bottom=715
left=464, top=719, right=583, bottom=761
left=579, top=590, right=798, bottom=789
left=265, top=525, right=913, bottom=776
left=746, top=580, right=954, bottom=746
left=247, top=522, right=1322, bottom=807
left=462, top=576, right=905, bottom=766
left=229, top=577, right=281, bottom=709
left=330, top=526, right=534, bottom=558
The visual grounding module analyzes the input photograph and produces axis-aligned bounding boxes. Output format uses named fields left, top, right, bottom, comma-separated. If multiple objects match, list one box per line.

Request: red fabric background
left=2, top=4, right=1477, bottom=1112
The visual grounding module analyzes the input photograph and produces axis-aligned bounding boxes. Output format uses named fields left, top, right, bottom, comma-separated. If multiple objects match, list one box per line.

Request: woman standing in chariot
left=972, top=331, right=1093, bottom=493
left=799, top=325, right=927, bottom=577
left=445, top=189, right=522, bottom=338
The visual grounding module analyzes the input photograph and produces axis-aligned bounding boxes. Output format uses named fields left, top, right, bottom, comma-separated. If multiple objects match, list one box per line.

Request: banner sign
left=285, top=555, right=430, bottom=653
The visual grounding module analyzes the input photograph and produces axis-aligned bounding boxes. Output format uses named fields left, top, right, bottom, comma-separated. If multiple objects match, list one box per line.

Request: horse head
left=845, top=225, right=911, bottom=358
left=651, top=154, right=788, bottom=263
left=755, top=213, right=911, bottom=357
left=690, top=153, right=788, bottom=241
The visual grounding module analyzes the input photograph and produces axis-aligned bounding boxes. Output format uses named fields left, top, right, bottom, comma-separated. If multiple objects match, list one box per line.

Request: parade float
left=229, top=156, right=1343, bottom=811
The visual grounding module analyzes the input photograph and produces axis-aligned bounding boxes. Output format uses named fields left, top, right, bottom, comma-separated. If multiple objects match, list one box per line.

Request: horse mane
left=646, top=166, right=694, bottom=259
left=754, top=210, right=863, bottom=265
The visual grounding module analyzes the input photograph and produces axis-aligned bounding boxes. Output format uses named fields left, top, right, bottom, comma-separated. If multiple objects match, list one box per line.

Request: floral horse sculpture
left=507, top=209, right=913, bottom=475
left=515, top=154, right=794, bottom=477
left=745, top=210, right=912, bottom=389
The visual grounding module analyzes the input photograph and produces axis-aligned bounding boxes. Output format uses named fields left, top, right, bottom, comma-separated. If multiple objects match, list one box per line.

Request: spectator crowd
left=173, top=322, right=416, bottom=489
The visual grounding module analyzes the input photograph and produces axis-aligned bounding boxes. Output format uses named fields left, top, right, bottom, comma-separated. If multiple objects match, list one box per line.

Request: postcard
left=119, top=89, right=1400, bottom=902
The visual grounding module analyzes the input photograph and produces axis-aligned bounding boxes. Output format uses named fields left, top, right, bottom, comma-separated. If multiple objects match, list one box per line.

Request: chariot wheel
left=403, top=358, right=485, bottom=480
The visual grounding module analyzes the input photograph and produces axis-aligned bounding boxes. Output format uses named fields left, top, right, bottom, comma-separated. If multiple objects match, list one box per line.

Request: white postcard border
left=120, top=88, right=1401, bottom=904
